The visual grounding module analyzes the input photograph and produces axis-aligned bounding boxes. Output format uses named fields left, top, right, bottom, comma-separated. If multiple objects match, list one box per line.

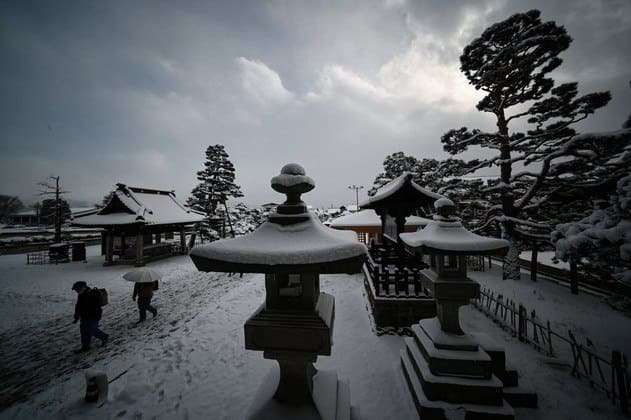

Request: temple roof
left=72, top=184, right=205, bottom=227
left=359, top=172, right=443, bottom=214
left=399, top=219, right=509, bottom=255
left=329, top=210, right=431, bottom=228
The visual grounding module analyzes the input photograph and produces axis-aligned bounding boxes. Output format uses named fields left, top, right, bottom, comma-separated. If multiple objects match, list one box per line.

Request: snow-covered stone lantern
left=190, top=163, right=367, bottom=418
left=398, top=198, right=536, bottom=419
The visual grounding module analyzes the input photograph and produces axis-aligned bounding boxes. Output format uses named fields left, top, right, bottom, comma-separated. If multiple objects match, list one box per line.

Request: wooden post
left=570, top=257, right=579, bottom=295
left=518, top=304, right=525, bottom=342
left=101, top=231, right=107, bottom=255
left=613, top=351, right=629, bottom=414
left=135, top=231, right=144, bottom=266
left=105, top=231, right=114, bottom=265
left=547, top=320, right=554, bottom=357
left=121, top=234, right=126, bottom=256
left=530, top=243, right=538, bottom=282
left=180, top=228, right=186, bottom=254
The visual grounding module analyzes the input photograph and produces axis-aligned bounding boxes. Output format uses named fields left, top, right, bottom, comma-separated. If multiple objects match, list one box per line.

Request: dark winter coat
left=74, top=288, right=102, bottom=321
left=133, top=282, right=155, bottom=300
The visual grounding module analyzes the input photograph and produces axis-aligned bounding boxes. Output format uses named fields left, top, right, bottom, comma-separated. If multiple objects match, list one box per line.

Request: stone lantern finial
left=434, top=197, right=456, bottom=220
left=269, top=163, right=315, bottom=225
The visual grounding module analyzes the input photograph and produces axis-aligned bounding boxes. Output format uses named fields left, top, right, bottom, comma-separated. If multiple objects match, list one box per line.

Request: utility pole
left=347, top=185, right=364, bottom=211
left=38, top=176, right=69, bottom=243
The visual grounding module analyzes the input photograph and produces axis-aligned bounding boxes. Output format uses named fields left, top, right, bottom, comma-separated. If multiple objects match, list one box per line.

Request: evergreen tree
left=441, top=10, right=616, bottom=280
left=188, top=145, right=243, bottom=240
left=369, top=152, right=423, bottom=196
left=553, top=174, right=631, bottom=286
left=0, top=195, right=23, bottom=222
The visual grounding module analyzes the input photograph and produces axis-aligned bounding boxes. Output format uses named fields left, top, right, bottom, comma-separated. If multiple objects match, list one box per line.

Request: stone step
left=499, top=368, right=519, bottom=388
left=312, top=370, right=338, bottom=420
left=409, top=327, right=493, bottom=379
left=472, top=333, right=522, bottom=387
left=503, top=386, right=538, bottom=408
left=336, top=377, right=351, bottom=420
left=404, top=339, right=504, bottom=406
left=350, top=406, right=360, bottom=420
left=401, top=349, right=515, bottom=420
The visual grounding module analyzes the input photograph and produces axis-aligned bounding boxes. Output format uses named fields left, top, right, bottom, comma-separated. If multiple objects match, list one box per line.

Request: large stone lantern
left=398, top=198, right=536, bottom=419
left=190, top=164, right=367, bottom=418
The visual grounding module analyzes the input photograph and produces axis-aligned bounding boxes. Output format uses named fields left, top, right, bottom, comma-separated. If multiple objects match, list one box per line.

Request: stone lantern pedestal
left=190, top=164, right=367, bottom=420
left=245, top=272, right=334, bottom=403
left=399, top=199, right=537, bottom=419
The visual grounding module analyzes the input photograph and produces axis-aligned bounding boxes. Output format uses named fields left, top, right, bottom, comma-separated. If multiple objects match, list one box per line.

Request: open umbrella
left=122, top=268, right=162, bottom=283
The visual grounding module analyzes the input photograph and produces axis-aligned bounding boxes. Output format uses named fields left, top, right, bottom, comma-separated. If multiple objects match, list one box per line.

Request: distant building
left=7, top=210, right=39, bottom=226
left=260, top=202, right=279, bottom=212
left=7, top=207, right=98, bottom=226
left=73, top=183, right=204, bottom=266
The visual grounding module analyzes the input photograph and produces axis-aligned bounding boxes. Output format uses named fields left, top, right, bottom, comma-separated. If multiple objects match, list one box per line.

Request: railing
left=365, top=251, right=431, bottom=298
left=473, top=286, right=630, bottom=415
left=26, top=251, right=49, bottom=265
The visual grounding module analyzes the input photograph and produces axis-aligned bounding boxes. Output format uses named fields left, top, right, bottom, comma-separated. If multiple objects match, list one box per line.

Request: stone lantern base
left=245, top=292, right=358, bottom=420
left=400, top=311, right=538, bottom=420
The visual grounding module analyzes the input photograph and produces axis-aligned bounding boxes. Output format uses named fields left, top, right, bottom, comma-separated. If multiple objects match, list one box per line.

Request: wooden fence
left=473, top=286, right=630, bottom=415
left=364, top=253, right=431, bottom=298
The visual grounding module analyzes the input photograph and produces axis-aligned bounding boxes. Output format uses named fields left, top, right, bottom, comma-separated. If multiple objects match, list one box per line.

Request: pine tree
left=369, top=152, right=423, bottom=196
left=188, top=145, right=243, bottom=240
left=553, top=174, right=631, bottom=286
left=441, top=10, right=615, bottom=280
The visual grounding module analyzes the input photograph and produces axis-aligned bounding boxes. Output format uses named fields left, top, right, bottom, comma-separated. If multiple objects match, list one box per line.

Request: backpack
left=95, top=288, right=108, bottom=306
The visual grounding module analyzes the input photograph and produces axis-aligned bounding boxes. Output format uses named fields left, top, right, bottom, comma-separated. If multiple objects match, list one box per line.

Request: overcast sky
left=1, top=0, right=630, bottom=208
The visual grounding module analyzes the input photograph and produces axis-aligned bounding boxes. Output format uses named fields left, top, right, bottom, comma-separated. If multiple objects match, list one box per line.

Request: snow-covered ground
left=470, top=264, right=631, bottom=359
left=0, top=248, right=627, bottom=419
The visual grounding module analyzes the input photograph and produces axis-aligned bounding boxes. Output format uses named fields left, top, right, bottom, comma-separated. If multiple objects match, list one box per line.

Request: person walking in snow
left=72, top=281, right=108, bottom=353
left=133, top=281, right=158, bottom=323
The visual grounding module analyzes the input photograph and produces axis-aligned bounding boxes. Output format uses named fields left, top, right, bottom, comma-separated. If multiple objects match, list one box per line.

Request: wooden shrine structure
left=359, top=172, right=444, bottom=327
left=329, top=209, right=431, bottom=244
left=73, top=184, right=204, bottom=266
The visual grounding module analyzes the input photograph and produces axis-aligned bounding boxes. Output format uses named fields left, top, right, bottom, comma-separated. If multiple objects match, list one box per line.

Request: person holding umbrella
left=123, top=268, right=161, bottom=324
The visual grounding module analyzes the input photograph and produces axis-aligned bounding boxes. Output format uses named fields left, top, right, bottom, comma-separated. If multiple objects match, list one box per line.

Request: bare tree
left=38, top=176, right=69, bottom=243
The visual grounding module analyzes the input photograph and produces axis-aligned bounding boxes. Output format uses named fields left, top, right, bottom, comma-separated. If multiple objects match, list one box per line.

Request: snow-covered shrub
left=553, top=175, right=631, bottom=285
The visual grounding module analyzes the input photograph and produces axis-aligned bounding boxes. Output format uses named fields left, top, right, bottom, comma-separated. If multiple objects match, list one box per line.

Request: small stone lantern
left=190, top=164, right=367, bottom=418
left=398, top=198, right=536, bottom=419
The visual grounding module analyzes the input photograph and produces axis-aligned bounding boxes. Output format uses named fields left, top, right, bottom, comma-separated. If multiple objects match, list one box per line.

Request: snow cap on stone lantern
left=190, top=163, right=367, bottom=274
left=400, top=197, right=509, bottom=256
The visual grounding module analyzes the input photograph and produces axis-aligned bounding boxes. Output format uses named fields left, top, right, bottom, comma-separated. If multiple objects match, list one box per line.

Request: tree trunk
left=497, top=110, right=519, bottom=281
left=530, top=245, right=538, bottom=282
left=502, top=236, right=521, bottom=281
left=54, top=177, right=62, bottom=243
left=570, top=258, right=579, bottom=295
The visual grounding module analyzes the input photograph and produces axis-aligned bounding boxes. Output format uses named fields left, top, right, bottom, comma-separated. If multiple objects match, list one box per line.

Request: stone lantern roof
left=189, top=163, right=367, bottom=273
left=399, top=198, right=509, bottom=255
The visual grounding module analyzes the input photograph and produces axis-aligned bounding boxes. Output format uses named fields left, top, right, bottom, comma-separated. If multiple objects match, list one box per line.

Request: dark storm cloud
left=1, top=0, right=629, bottom=207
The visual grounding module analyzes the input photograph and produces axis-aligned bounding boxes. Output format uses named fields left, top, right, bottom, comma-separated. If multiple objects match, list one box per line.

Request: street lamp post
left=347, top=185, right=363, bottom=211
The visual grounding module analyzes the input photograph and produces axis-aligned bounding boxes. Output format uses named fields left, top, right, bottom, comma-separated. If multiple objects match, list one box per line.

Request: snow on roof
left=359, top=172, right=443, bottom=208
left=73, top=185, right=205, bottom=227
left=190, top=212, right=366, bottom=266
left=71, top=207, right=98, bottom=217
left=10, top=210, right=37, bottom=216
left=400, top=219, right=509, bottom=254
left=329, top=210, right=431, bottom=228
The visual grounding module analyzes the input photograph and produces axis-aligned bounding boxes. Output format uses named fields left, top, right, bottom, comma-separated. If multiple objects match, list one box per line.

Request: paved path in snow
left=0, top=262, right=240, bottom=411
